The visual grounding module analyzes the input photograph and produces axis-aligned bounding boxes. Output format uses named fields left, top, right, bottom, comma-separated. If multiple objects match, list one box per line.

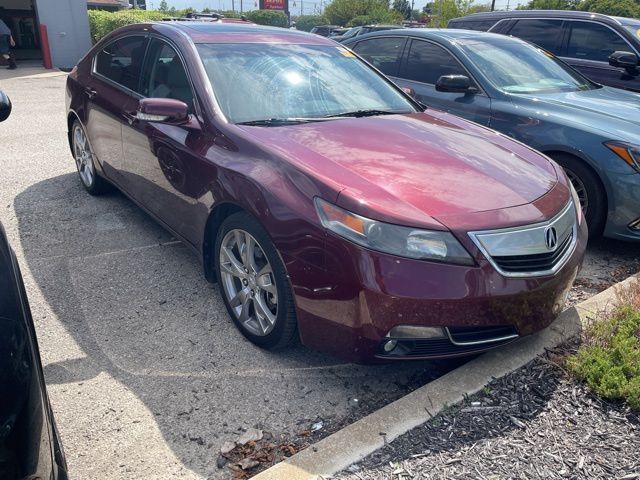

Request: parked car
left=329, top=27, right=350, bottom=37
left=344, top=29, right=640, bottom=241
left=331, top=24, right=404, bottom=42
left=448, top=10, right=640, bottom=93
left=66, top=22, right=586, bottom=362
left=310, top=24, right=342, bottom=37
left=0, top=91, right=68, bottom=479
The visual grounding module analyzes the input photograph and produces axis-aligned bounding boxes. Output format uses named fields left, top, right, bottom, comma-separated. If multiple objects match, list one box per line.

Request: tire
left=215, top=211, right=298, bottom=350
left=71, top=120, right=112, bottom=195
left=551, top=153, right=606, bottom=238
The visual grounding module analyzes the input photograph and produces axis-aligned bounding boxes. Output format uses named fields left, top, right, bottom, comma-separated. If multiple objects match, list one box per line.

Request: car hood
left=238, top=111, right=558, bottom=228
left=512, top=86, right=640, bottom=140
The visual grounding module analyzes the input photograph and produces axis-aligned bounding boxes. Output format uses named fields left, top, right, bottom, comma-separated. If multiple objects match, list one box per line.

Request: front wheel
left=551, top=153, right=606, bottom=238
left=71, top=120, right=112, bottom=195
left=215, top=212, right=298, bottom=350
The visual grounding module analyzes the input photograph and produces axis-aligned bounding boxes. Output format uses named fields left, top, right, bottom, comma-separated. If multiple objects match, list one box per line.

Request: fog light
left=387, top=325, right=446, bottom=339
left=629, top=218, right=640, bottom=231
left=383, top=340, right=398, bottom=352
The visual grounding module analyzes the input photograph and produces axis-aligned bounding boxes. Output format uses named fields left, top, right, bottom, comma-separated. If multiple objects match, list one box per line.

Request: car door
left=350, top=35, right=407, bottom=80
left=560, top=20, right=640, bottom=92
left=87, top=34, right=148, bottom=182
left=121, top=37, right=205, bottom=246
left=393, top=38, right=492, bottom=126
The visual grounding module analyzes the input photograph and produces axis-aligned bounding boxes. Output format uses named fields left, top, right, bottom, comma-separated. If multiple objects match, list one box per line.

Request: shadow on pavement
left=14, top=172, right=463, bottom=477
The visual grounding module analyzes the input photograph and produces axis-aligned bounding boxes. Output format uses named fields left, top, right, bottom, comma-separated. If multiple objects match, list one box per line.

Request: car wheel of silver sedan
left=72, top=120, right=111, bottom=195
left=215, top=211, right=298, bottom=349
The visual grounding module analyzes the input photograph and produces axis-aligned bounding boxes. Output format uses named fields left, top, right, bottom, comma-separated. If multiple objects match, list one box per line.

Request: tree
left=158, top=0, right=169, bottom=11
left=324, top=0, right=394, bottom=26
left=295, top=15, right=329, bottom=31
left=245, top=9, right=289, bottom=27
left=522, top=0, right=578, bottom=9
left=428, top=0, right=489, bottom=27
left=392, top=0, right=412, bottom=20
left=579, top=0, right=639, bottom=17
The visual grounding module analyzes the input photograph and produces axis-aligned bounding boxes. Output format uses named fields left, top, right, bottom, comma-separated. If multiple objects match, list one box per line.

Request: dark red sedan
left=65, top=22, right=587, bottom=362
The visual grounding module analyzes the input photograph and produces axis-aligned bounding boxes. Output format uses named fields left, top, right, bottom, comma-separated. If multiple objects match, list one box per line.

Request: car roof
left=149, top=21, right=337, bottom=45
left=449, top=9, right=626, bottom=25
left=343, top=27, right=518, bottom=45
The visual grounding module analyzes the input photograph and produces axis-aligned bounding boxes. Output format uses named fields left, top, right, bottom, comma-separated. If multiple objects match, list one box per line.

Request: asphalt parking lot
left=1, top=66, right=639, bottom=479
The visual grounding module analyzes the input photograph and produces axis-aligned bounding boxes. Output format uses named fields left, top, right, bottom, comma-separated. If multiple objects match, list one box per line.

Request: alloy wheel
left=219, top=229, right=279, bottom=337
left=564, top=168, right=588, bottom=216
left=73, top=124, right=95, bottom=187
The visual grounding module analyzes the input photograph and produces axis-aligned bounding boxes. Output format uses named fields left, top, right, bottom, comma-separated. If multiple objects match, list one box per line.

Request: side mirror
left=609, top=51, right=639, bottom=71
left=0, top=90, right=11, bottom=122
left=401, top=86, right=416, bottom=98
left=435, top=74, right=477, bottom=94
left=137, top=98, right=189, bottom=123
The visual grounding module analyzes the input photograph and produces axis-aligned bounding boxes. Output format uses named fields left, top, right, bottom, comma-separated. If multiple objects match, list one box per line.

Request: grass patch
left=567, top=281, right=640, bottom=410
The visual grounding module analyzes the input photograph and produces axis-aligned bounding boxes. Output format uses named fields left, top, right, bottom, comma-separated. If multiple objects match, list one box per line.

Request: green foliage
left=567, top=304, right=640, bottom=411
left=295, top=14, right=329, bottom=31
left=521, top=0, right=578, bottom=9
left=245, top=9, right=289, bottom=27
left=579, top=0, right=640, bottom=17
left=324, top=0, right=397, bottom=26
left=392, top=0, right=412, bottom=20
left=428, top=0, right=490, bottom=27
left=87, top=9, right=165, bottom=43
left=158, top=0, right=169, bottom=12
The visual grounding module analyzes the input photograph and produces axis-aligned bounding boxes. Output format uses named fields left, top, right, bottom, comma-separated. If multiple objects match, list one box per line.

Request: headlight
left=314, top=198, right=474, bottom=265
left=605, top=141, right=640, bottom=172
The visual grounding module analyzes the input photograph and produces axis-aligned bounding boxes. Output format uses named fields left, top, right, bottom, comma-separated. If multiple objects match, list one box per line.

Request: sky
left=153, top=0, right=519, bottom=17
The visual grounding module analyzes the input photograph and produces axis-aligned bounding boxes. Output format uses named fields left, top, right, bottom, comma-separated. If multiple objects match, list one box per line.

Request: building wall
left=35, top=0, right=91, bottom=68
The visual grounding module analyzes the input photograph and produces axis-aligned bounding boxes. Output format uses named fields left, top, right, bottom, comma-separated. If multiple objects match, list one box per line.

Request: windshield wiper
left=326, top=109, right=406, bottom=118
left=237, top=117, right=336, bottom=126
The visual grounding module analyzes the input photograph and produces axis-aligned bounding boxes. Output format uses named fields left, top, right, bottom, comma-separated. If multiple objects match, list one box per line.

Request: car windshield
left=458, top=40, right=596, bottom=94
left=197, top=43, right=416, bottom=124
left=341, top=27, right=361, bottom=39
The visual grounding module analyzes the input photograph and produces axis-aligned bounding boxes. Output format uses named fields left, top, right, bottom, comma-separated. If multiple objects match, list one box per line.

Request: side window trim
left=145, top=34, right=202, bottom=118
left=398, top=38, right=487, bottom=96
left=91, top=33, right=149, bottom=99
left=563, top=19, right=639, bottom=63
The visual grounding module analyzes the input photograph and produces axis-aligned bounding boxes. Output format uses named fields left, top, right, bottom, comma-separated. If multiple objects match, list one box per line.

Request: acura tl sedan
left=344, top=29, right=640, bottom=241
left=66, top=22, right=587, bottom=362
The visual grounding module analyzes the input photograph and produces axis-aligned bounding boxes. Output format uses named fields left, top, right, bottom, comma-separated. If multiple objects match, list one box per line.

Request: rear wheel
left=215, top=212, right=298, bottom=350
left=551, top=153, right=606, bottom=237
left=72, top=120, right=112, bottom=195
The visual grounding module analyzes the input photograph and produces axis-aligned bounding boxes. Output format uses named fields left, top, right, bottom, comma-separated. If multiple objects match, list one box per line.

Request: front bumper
left=286, top=217, right=587, bottom=363
left=604, top=171, right=640, bottom=241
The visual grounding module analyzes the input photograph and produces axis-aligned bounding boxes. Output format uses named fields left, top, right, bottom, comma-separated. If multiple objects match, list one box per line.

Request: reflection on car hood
left=238, top=111, right=558, bottom=228
left=513, top=87, right=640, bottom=140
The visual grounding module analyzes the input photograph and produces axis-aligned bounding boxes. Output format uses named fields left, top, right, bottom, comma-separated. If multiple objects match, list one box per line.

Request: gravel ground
left=336, top=344, right=640, bottom=480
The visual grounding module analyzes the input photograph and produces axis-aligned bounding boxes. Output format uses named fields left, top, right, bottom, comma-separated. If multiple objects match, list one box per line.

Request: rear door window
left=352, top=37, right=406, bottom=76
left=566, top=21, right=632, bottom=62
left=94, top=35, right=148, bottom=92
left=402, top=39, right=468, bottom=85
left=507, top=19, right=563, bottom=54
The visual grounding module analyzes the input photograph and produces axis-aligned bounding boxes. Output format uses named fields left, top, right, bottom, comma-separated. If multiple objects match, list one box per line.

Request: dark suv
left=448, top=10, right=640, bottom=92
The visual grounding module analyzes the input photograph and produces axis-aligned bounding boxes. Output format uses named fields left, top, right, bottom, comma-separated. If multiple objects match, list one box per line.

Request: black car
left=448, top=10, right=640, bottom=92
left=0, top=91, right=68, bottom=479
left=309, top=24, right=342, bottom=37
left=332, top=24, right=404, bottom=42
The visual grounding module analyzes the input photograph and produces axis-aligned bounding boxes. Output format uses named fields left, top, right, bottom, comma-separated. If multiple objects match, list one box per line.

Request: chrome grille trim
left=468, top=201, right=578, bottom=278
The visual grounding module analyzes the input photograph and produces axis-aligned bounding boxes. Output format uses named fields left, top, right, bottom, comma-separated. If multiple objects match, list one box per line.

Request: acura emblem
left=545, top=226, right=558, bottom=250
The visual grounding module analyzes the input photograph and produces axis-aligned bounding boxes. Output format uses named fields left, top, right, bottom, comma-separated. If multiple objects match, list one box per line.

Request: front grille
left=448, top=325, right=518, bottom=344
left=377, top=325, right=519, bottom=358
left=492, top=231, right=574, bottom=274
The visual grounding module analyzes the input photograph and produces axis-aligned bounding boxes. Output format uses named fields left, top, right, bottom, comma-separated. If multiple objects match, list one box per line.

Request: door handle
left=84, top=88, right=97, bottom=100
left=123, top=111, right=137, bottom=125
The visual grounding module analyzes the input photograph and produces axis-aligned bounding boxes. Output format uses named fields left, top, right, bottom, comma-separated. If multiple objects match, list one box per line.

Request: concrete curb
left=252, top=274, right=639, bottom=480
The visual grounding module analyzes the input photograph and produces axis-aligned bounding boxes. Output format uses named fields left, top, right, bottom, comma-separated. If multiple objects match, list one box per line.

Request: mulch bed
left=336, top=344, right=640, bottom=480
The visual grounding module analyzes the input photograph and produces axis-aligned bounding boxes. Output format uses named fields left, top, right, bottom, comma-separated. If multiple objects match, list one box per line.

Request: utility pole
left=240, top=0, right=243, bottom=13
left=491, top=0, right=495, bottom=10
left=232, top=0, right=235, bottom=11
left=300, top=0, right=303, bottom=16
